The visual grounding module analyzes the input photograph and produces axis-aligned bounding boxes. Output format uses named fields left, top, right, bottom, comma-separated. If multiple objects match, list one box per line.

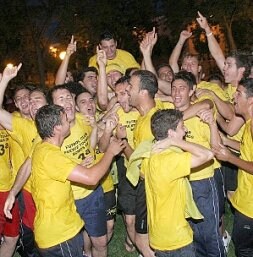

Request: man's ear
left=168, top=129, right=175, bottom=138
left=198, top=65, right=202, bottom=73
left=115, top=40, right=117, bottom=47
left=75, top=105, right=80, bottom=112
left=238, top=67, right=246, bottom=79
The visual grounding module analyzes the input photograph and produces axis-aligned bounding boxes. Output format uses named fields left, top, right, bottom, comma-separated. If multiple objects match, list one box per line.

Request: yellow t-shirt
left=197, top=81, right=227, bottom=102
left=9, top=112, right=26, bottom=179
left=184, top=116, right=214, bottom=180
left=89, top=49, right=140, bottom=74
left=31, top=142, right=84, bottom=248
left=133, top=105, right=162, bottom=148
left=61, top=113, right=94, bottom=199
left=230, top=120, right=253, bottom=218
left=10, top=116, right=38, bottom=192
left=144, top=148, right=193, bottom=250
left=0, top=129, right=12, bottom=191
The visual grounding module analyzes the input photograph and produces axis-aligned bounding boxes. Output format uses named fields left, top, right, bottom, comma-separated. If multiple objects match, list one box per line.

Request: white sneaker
left=222, top=230, right=231, bottom=253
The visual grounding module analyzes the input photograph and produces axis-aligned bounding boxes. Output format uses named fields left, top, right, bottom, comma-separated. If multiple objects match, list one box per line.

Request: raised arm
left=96, top=47, right=109, bottom=111
left=169, top=30, right=192, bottom=73
left=0, top=64, right=22, bottom=131
left=55, top=36, right=76, bottom=85
left=196, top=11, right=225, bottom=72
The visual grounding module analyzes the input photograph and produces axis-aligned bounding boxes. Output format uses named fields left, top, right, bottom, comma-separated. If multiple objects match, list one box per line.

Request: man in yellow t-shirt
left=171, top=71, right=225, bottom=257
left=30, top=104, right=123, bottom=256
left=124, top=70, right=162, bottom=257
left=89, top=31, right=140, bottom=74
left=213, top=78, right=253, bottom=256
left=47, top=85, right=107, bottom=257
left=0, top=127, right=20, bottom=257
left=144, top=109, right=213, bottom=256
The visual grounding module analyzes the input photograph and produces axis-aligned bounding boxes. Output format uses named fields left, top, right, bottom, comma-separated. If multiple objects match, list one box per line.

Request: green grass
left=14, top=203, right=236, bottom=257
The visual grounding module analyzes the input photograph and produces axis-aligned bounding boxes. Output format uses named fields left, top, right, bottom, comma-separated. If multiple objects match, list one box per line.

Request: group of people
left=0, top=11, right=253, bottom=257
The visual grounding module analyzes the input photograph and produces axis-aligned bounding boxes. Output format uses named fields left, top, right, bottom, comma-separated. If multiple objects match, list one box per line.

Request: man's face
left=181, top=56, right=199, bottom=80
left=99, top=39, right=117, bottom=60
left=171, top=79, right=193, bottom=111
left=52, top=89, right=76, bottom=124
left=29, top=91, right=47, bottom=120
left=223, top=57, right=242, bottom=84
left=115, top=82, right=131, bottom=113
left=82, top=71, right=98, bottom=96
left=76, top=92, right=96, bottom=116
left=158, top=66, right=173, bottom=83
left=14, top=88, right=30, bottom=116
left=65, top=71, right=74, bottom=83
left=233, top=85, right=249, bottom=116
left=127, top=75, right=140, bottom=108
left=107, top=70, right=122, bottom=90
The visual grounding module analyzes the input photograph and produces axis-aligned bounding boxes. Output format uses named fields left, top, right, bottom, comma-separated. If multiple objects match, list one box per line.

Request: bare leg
left=90, top=235, right=107, bottom=257
left=135, top=233, right=155, bottom=257
left=0, top=235, right=19, bottom=257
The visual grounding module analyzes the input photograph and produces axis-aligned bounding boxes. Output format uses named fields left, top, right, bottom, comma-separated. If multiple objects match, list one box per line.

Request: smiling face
left=76, top=92, right=96, bottom=116
left=99, top=39, right=117, bottom=60
left=106, top=70, right=122, bottom=91
left=52, top=89, right=76, bottom=125
left=158, top=66, right=174, bottom=83
left=14, top=88, right=30, bottom=117
left=29, top=91, right=47, bottom=120
left=171, top=79, right=193, bottom=111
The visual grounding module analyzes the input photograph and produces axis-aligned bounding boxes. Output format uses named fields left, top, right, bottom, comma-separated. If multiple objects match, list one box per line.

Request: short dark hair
left=30, top=87, right=47, bottom=97
left=99, top=30, right=115, bottom=42
left=47, top=84, right=71, bottom=104
left=172, top=70, right=196, bottom=90
left=13, top=85, right=32, bottom=99
left=132, top=70, right=158, bottom=98
left=78, top=67, right=98, bottom=82
left=239, top=78, right=253, bottom=98
left=75, top=87, right=93, bottom=103
left=115, top=75, right=129, bottom=87
left=151, top=109, right=183, bottom=141
left=227, top=51, right=251, bottom=77
left=35, top=104, right=64, bottom=140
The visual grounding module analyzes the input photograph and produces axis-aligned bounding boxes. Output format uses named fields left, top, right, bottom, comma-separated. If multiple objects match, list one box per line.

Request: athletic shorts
left=75, top=186, right=107, bottom=237
left=214, top=167, right=226, bottom=220
left=135, top=179, right=147, bottom=234
left=38, top=231, right=83, bottom=257
left=0, top=191, right=20, bottom=237
left=116, top=156, right=137, bottom=215
left=104, top=189, right=117, bottom=221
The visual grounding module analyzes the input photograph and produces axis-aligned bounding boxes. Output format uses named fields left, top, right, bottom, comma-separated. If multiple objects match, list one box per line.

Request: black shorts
left=222, top=160, right=238, bottom=192
left=116, top=156, right=137, bottom=215
left=135, top=179, right=147, bottom=234
left=104, top=189, right=117, bottom=221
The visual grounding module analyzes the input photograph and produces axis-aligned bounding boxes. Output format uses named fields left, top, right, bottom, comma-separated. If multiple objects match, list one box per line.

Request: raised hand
left=179, top=30, right=192, bottom=42
left=2, top=63, right=22, bottom=83
left=96, top=46, right=107, bottom=67
left=196, top=11, right=210, bottom=31
left=66, top=35, right=77, bottom=57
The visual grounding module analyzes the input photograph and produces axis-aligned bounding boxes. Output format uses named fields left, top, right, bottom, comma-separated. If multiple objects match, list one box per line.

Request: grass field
left=14, top=202, right=236, bottom=257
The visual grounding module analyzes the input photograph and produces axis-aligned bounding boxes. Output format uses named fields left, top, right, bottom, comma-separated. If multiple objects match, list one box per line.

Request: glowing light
left=59, top=51, right=66, bottom=60
left=6, top=63, right=14, bottom=68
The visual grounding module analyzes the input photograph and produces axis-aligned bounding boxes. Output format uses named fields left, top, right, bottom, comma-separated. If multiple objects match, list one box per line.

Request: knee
left=3, top=235, right=19, bottom=246
left=91, top=235, right=107, bottom=249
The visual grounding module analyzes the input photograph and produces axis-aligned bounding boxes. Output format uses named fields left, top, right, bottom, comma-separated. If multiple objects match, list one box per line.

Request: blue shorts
left=155, top=243, right=195, bottom=257
left=75, top=186, right=107, bottom=237
left=38, top=232, right=83, bottom=257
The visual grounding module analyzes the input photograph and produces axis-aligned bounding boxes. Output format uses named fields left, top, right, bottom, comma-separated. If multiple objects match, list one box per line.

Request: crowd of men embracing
left=0, top=11, right=253, bottom=257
